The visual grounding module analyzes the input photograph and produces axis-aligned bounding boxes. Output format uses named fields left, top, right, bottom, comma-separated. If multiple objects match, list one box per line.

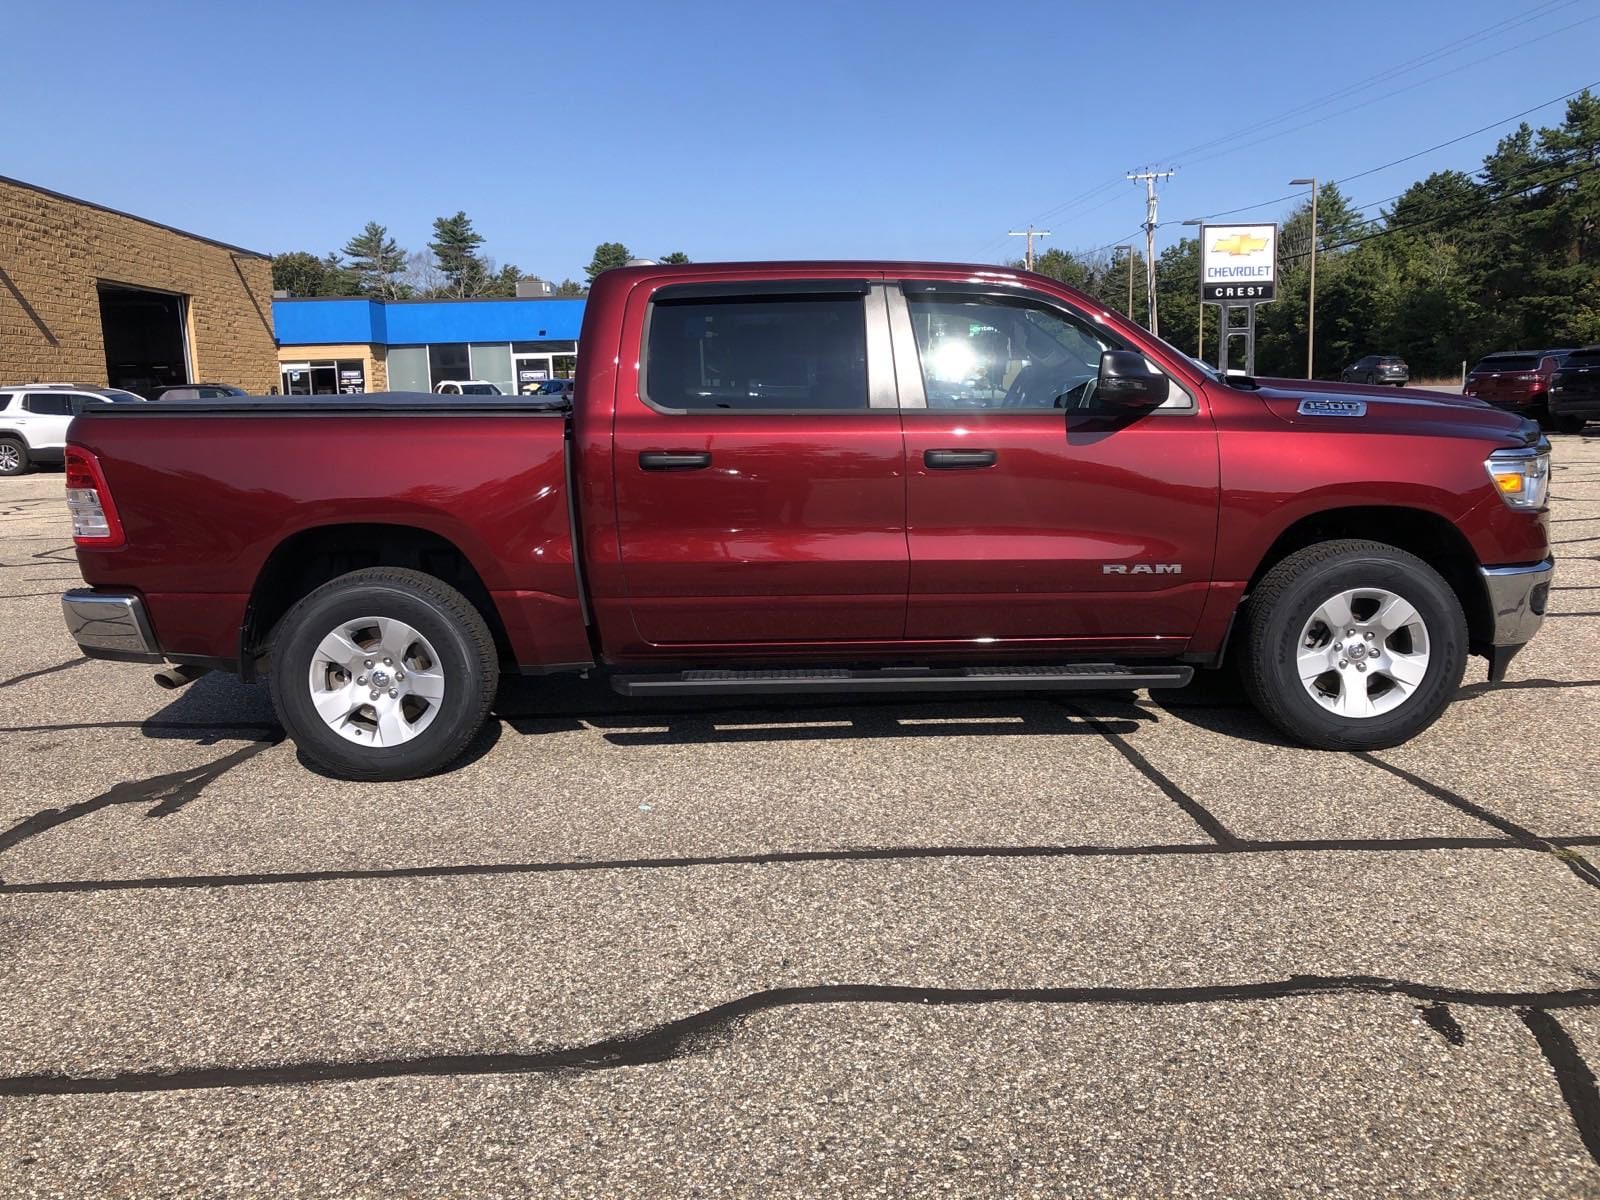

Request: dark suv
left=1341, top=355, right=1409, bottom=386
left=1549, top=345, right=1600, bottom=431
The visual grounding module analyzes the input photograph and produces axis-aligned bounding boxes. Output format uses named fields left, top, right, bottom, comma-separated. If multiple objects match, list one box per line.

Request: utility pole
left=1116, top=245, right=1138, bottom=318
left=1008, top=225, right=1051, bottom=271
left=1127, top=169, right=1174, bottom=333
left=1290, top=177, right=1318, bottom=378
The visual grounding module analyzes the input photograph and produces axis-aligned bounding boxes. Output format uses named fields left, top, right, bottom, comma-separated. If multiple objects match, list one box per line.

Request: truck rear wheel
left=1240, top=540, right=1466, bottom=750
left=268, top=568, right=498, bottom=780
left=0, top=438, right=29, bottom=476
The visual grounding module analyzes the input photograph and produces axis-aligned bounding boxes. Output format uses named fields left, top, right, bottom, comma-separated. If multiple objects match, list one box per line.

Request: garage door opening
left=98, top=284, right=190, bottom=395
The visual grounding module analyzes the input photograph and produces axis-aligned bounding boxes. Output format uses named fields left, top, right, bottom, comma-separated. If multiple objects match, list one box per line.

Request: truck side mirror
left=1097, top=350, right=1168, bottom=410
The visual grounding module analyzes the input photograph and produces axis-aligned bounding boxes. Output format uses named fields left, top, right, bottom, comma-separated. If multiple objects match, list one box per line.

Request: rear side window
left=1565, top=348, right=1600, bottom=366
left=645, top=294, right=868, bottom=412
left=24, top=394, right=72, bottom=416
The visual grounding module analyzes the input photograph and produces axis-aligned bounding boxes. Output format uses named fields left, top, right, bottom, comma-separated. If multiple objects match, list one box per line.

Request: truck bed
left=69, top=393, right=590, bottom=671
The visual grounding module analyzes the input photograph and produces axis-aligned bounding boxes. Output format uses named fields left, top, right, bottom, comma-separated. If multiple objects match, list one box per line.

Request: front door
left=610, top=279, right=907, bottom=648
left=893, top=284, right=1219, bottom=649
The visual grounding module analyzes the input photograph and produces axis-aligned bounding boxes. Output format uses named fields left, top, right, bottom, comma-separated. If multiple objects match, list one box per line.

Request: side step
left=610, top=663, right=1193, bottom=698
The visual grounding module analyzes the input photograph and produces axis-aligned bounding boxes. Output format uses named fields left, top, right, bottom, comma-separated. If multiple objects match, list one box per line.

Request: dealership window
left=387, top=347, right=429, bottom=392
left=281, top=359, right=366, bottom=395
left=428, top=344, right=471, bottom=388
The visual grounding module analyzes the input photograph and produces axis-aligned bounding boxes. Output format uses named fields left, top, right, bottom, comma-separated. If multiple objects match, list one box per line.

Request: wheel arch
left=1244, top=506, right=1491, bottom=653
left=242, top=523, right=512, bottom=680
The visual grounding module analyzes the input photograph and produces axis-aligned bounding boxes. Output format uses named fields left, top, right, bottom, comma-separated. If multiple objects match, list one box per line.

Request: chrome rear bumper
left=61, top=589, right=163, bottom=662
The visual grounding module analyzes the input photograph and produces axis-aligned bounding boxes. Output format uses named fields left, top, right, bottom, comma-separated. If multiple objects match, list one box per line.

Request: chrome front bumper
left=1481, top=559, right=1553, bottom=646
left=61, top=589, right=163, bottom=662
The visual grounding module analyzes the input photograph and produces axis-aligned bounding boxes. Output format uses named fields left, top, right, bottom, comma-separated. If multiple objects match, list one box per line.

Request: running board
left=610, top=664, right=1194, bottom=697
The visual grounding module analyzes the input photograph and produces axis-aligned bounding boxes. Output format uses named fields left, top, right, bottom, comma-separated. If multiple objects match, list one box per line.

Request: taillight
left=65, top=448, right=124, bottom=547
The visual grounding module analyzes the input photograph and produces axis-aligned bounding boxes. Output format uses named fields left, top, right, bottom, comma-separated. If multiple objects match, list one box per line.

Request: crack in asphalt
left=1359, top=754, right=1600, bottom=891
left=11, top=834, right=1600, bottom=896
left=1, top=976, right=1597, bottom=1107
left=1521, top=1008, right=1600, bottom=1165
left=1061, top=700, right=1242, bottom=846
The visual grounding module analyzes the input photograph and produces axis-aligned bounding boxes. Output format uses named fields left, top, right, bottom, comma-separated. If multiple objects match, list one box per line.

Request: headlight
left=1484, top=447, right=1551, bottom=510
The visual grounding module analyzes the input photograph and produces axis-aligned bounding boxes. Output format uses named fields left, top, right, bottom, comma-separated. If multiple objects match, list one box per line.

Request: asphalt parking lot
left=1, top=439, right=1598, bottom=1198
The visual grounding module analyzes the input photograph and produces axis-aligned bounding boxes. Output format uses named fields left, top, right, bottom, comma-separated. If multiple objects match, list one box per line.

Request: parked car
left=1340, top=355, right=1409, bottom=386
left=1548, top=345, right=1600, bottom=432
left=1462, top=350, right=1576, bottom=432
left=0, top=384, right=144, bottom=475
left=61, top=260, right=1552, bottom=778
left=528, top=378, right=575, bottom=401
left=146, top=384, right=250, bottom=402
left=435, top=380, right=503, bottom=396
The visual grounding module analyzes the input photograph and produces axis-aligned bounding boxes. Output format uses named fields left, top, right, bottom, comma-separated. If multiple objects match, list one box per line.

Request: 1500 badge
left=1298, top=398, right=1367, bottom=417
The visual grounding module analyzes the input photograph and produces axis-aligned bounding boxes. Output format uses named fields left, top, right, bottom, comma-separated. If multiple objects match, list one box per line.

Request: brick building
left=0, top=175, right=277, bottom=395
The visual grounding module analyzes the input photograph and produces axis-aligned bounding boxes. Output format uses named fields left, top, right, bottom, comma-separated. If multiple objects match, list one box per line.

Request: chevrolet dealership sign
left=1200, top=223, right=1276, bottom=302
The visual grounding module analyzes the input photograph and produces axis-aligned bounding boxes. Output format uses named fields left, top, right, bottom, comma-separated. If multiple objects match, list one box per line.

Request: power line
left=1159, top=0, right=1583, bottom=164
left=1012, top=0, right=1588, bottom=232
left=1182, top=78, right=1600, bottom=226
left=1278, top=161, right=1600, bottom=266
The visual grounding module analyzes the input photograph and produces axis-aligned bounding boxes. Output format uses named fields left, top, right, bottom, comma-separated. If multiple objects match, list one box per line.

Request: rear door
left=22, top=393, right=74, bottom=450
left=609, top=277, right=908, bottom=648
left=892, top=281, right=1219, bottom=648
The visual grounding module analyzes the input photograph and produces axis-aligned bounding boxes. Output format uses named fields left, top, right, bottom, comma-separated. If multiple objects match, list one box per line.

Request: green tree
left=429, top=211, right=488, bottom=298
left=271, top=251, right=331, bottom=296
left=554, top=278, right=587, bottom=297
left=585, top=242, right=632, bottom=282
left=659, top=251, right=691, bottom=264
left=481, top=262, right=526, bottom=299
left=1017, top=247, right=1092, bottom=289
left=341, top=221, right=406, bottom=298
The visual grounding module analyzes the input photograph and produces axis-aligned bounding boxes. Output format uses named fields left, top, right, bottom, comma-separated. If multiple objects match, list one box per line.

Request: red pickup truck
left=60, top=261, right=1554, bottom=779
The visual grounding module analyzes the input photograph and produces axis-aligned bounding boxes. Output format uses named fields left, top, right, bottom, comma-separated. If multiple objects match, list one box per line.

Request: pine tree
left=585, top=242, right=632, bottom=282
left=342, top=221, right=406, bottom=298
left=429, top=212, right=488, bottom=298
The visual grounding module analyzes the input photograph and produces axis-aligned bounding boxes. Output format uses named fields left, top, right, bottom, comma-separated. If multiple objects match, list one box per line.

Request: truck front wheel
left=268, top=568, right=499, bottom=780
left=1240, top=540, right=1466, bottom=750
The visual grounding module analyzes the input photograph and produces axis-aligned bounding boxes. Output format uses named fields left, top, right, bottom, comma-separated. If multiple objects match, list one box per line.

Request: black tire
left=0, top=437, right=30, bottom=477
left=1240, top=540, right=1467, bottom=751
left=268, top=567, right=498, bottom=780
left=1554, top=414, right=1587, bottom=435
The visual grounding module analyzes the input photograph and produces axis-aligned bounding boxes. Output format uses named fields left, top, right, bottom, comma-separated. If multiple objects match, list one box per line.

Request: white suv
left=0, top=385, right=146, bottom=476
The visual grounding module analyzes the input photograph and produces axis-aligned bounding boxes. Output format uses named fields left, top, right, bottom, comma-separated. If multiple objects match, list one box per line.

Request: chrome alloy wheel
left=1295, top=587, right=1431, bottom=719
left=0, top=443, right=20, bottom=472
left=306, top=616, right=446, bottom=746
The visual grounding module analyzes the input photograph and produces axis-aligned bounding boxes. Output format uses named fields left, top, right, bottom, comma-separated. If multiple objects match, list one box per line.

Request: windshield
left=457, top=383, right=502, bottom=395
left=103, top=391, right=145, bottom=403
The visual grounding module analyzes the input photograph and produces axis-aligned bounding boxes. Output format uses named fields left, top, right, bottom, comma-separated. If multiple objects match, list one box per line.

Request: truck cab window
left=645, top=294, right=868, bottom=411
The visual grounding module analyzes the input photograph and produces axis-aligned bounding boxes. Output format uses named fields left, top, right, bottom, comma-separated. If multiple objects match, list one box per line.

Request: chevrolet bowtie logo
left=1213, top=233, right=1268, bottom=255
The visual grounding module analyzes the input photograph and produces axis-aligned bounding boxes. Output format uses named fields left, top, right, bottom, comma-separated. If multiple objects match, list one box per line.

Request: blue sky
left=6, top=0, right=1598, bottom=279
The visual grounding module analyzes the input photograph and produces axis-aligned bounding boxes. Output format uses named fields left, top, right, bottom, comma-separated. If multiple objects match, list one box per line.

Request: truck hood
left=1249, top=376, right=1540, bottom=446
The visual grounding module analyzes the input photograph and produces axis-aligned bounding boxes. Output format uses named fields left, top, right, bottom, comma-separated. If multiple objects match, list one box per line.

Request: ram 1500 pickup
left=60, top=261, right=1554, bottom=779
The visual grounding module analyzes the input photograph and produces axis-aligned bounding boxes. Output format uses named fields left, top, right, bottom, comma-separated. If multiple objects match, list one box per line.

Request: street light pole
left=1182, top=218, right=1204, bottom=360
left=1291, top=177, right=1317, bottom=379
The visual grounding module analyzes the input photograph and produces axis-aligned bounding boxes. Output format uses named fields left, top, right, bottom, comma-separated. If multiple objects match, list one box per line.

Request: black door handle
left=639, top=451, right=712, bottom=471
left=924, top=448, right=997, bottom=469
